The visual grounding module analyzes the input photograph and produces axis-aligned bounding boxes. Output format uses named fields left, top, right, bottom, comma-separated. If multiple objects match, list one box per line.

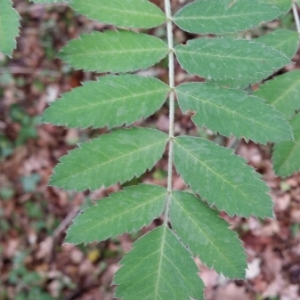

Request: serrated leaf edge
left=65, top=184, right=168, bottom=245
left=175, top=38, right=291, bottom=81
left=49, top=128, right=169, bottom=192
left=174, top=137, right=274, bottom=218
left=171, top=191, right=247, bottom=279
left=175, top=85, right=294, bottom=144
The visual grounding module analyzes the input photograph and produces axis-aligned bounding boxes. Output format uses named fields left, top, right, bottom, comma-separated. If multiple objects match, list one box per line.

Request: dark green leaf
left=273, top=114, right=300, bottom=177
left=256, top=29, right=299, bottom=59
left=70, top=0, right=166, bottom=29
left=43, top=75, right=169, bottom=129
left=174, top=0, right=282, bottom=34
left=176, top=82, right=293, bottom=144
left=254, top=70, right=300, bottom=119
left=66, top=184, right=167, bottom=244
left=174, top=136, right=273, bottom=217
left=50, top=127, right=168, bottom=191
left=114, top=225, right=204, bottom=300
left=0, top=0, right=20, bottom=57
left=59, top=31, right=168, bottom=73
left=170, top=191, right=247, bottom=278
left=264, top=0, right=292, bottom=15
left=175, top=38, right=290, bottom=82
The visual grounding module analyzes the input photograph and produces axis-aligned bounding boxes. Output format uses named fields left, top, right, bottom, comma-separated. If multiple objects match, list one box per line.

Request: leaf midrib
left=172, top=194, right=242, bottom=276
left=64, top=88, right=168, bottom=112
left=175, top=11, right=274, bottom=21
left=176, top=48, right=269, bottom=63
left=175, top=139, right=249, bottom=200
left=267, top=78, right=300, bottom=108
left=70, top=192, right=166, bottom=240
left=75, top=3, right=165, bottom=19
left=53, top=137, right=167, bottom=184
left=177, top=89, right=283, bottom=136
left=62, top=47, right=167, bottom=58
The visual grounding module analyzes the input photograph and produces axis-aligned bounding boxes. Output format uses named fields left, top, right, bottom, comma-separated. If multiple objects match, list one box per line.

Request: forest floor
left=1, top=1, right=300, bottom=300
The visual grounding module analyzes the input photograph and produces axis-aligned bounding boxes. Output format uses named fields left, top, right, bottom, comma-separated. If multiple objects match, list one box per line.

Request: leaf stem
left=164, top=0, right=175, bottom=224
left=293, top=1, right=300, bottom=35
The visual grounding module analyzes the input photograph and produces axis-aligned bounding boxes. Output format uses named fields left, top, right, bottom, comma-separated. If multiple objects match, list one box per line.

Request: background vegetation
left=1, top=1, right=300, bottom=299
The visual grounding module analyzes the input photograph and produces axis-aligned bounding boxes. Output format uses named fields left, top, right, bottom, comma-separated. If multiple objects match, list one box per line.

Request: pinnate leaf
left=256, top=29, right=299, bottom=59
left=176, top=83, right=292, bottom=144
left=0, top=0, right=20, bottom=57
left=175, top=38, right=290, bottom=82
left=59, top=31, right=168, bottom=73
left=50, top=127, right=168, bottom=191
left=254, top=70, right=300, bottom=119
left=273, top=114, right=300, bottom=177
left=174, top=136, right=273, bottom=218
left=66, top=184, right=167, bottom=245
left=114, top=225, right=204, bottom=300
left=170, top=191, right=246, bottom=278
left=43, top=75, right=169, bottom=129
left=174, top=0, right=282, bottom=34
left=70, top=0, right=165, bottom=29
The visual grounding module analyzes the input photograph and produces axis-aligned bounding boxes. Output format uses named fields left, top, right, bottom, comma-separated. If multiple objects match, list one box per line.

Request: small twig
left=53, top=206, right=81, bottom=239
left=292, top=1, right=300, bottom=35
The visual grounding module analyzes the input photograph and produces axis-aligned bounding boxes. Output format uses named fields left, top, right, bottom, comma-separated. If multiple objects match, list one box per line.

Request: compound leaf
left=0, top=0, right=20, bottom=57
left=114, top=225, right=204, bottom=300
left=59, top=31, right=168, bottom=73
left=175, top=38, right=290, bottom=82
left=50, top=127, right=168, bottom=192
left=66, top=184, right=167, bottom=245
left=254, top=70, right=300, bottom=119
left=174, top=0, right=281, bottom=34
left=43, top=75, right=169, bottom=129
left=174, top=136, right=273, bottom=218
left=264, top=0, right=292, bottom=15
left=176, top=83, right=292, bottom=144
left=70, top=0, right=165, bottom=29
left=256, top=29, right=299, bottom=59
left=273, top=114, right=300, bottom=177
left=170, top=191, right=246, bottom=279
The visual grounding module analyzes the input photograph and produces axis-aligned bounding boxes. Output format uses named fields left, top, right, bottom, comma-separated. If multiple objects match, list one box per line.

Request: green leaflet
left=50, top=127, right=168, bottom=191
left=174, top=136, right=273, bottom=218
left=66, top=184, right=167, bottom=245
left=114, top=225, right=204, bottom=300
left=263, top=0, right=292, bottom=15
left=59, top=31, right=168, bottom=73
left=176, top=83, right=293, bottom=144
left=43, top=75, right=169, bottom=129
left=174, top=0, right=282, bottom=34
left=0, top=0, right=20, bottom=57
left=70, top=0, right=166, bottom=29
left=170, top=191, right=246, bottom=279
left=254, top=70, right=300, bottom=119
left=29, top=0, right=69, bottom=2
left=273, top=114, right=300, bottom=177
left=175, top=38, right=290, bottom=82
left=256, top=29, right=299, bottom=59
